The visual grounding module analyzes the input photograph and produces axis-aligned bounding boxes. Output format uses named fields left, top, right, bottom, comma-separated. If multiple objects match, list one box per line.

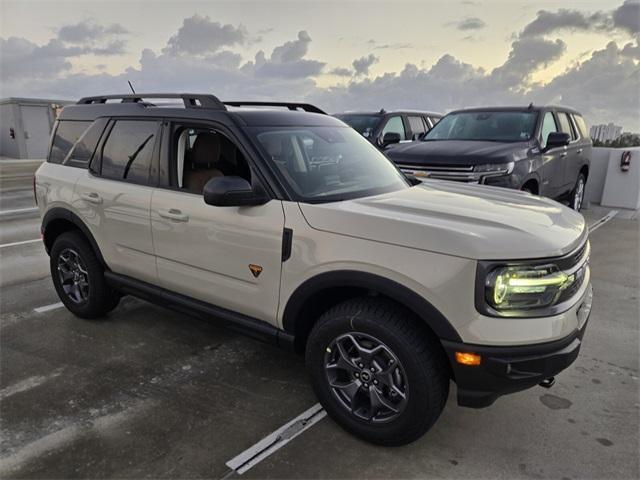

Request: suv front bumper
left=442, top=284, right=592, bottom=408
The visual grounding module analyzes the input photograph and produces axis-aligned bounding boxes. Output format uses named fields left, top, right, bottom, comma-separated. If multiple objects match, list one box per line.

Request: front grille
left=557, top=240, right=590, bottom=304
left=397, top=163, right=493, bottom=183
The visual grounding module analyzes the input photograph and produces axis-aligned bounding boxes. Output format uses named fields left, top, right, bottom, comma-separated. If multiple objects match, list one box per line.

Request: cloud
left=58, top=20, right=129, bottom=44
left=612, top=0, right=640, bottom=35
left=521, top=9, right=610, bottom=37
left=455, top=17, right=486, bottom=31
left=330, top=67, right=353, bottom=77
left=352, top=54, right=378, bottom=76
left=163, top=14, right=247, bottom=55
left=270, top=30, right=312, bottom=63
left=490, top=37, right=566, bottom=88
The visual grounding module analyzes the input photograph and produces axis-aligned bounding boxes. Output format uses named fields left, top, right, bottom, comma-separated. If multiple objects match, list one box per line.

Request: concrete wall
left=585, top=147, right=640, bottom=209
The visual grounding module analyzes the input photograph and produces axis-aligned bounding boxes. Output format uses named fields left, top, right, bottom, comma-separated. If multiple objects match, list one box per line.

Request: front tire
left=306, top=298, right=449, bottom=446
left=50, top=231, right=120, bottom=319
left=570, top=173, right=586, bottom=211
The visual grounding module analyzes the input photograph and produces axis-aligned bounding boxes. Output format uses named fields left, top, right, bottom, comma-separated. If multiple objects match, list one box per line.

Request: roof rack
left=76, top=93, right=226, bottom=110
left=224, top=101, right=326, bottom=114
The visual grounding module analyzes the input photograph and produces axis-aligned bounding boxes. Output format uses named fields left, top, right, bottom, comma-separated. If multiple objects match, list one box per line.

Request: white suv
left=35, top=94, right=592, bottom=446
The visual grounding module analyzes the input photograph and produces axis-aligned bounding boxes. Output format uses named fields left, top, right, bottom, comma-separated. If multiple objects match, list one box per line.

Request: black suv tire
left=570, top=173, right=586, bottom=211
left=50, top=231, right=120, bottom=319
left=306, top=297, right=449, bottom=446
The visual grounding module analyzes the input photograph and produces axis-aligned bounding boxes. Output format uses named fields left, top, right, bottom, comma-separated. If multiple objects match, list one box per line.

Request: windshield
left=424, top=111, right=538, bottom=142
left=251, top=126, right=409, bottom=203
left=335, top=114, right=382, bottom=138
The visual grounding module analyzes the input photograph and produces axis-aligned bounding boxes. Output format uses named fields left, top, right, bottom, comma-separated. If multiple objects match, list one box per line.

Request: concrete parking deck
left=0, top=188, right=638, bottom=479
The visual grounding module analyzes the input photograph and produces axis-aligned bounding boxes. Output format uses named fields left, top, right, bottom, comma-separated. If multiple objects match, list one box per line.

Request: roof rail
left=224, top=101, right=326, bottom=114
left=76, top=93, right=226, bottom=110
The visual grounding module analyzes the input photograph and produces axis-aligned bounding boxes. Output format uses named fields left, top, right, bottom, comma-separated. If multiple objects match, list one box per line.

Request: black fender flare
left=42, top=207, right=108, bottom=268
left=282, top=270, right=462, bottom=342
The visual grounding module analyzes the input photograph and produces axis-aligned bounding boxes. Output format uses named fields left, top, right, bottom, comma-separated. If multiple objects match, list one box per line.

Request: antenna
left=527, top=102, right=534, bottom=110
left=127, top=81, right=136, bottom=94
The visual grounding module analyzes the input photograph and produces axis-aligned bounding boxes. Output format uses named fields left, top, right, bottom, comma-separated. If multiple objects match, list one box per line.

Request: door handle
left=576, top=149, right=583, bottom=154
left=158, top=208, right=189, bottom=222
left=560, top=152, right=568, bottom=158
left=80, top=192, right=102, bottom=204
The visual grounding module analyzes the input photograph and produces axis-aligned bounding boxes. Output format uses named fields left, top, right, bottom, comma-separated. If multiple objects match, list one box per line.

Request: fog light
left=455, top=352, right=481, bottom=366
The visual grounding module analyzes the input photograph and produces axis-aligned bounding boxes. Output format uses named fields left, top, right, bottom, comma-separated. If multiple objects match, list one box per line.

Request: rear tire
left=570, top=173, right=586, bottom=211
left=50, top=231, right=120, bottom=319
left=306, top=297, right=449, bottom=446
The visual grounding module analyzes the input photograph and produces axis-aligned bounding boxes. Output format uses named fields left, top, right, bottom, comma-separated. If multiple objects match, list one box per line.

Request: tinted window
left=65, top=118, right=108, bottom=167
left=572, top=114, right=588, bottom=138
left=557, top=112, right=576, bottom=140
left=425, top=111, right=537, bottom=142
left=381, top=116, right=407, bottom=140
left=429, top=116, right=441, bottom=126
left=49, top=121, right=90, bottom=164
left=336, top=115, right=382, bottom=138
left=407, top=116, right=426, bottom=139
left=539, top=112, right=558, bottom=149
left=100, top=121, right=157, bottom=184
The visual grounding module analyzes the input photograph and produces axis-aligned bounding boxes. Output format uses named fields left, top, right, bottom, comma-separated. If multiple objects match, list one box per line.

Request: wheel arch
left=42, top=208, right=108, bottom=268
left=282, top=270, right=462, bottom=353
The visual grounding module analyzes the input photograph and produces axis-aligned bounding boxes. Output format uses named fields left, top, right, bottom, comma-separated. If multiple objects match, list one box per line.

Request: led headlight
left=474, top=161, right=515, bottom=175
left=485, top=264, right=575, bottom=311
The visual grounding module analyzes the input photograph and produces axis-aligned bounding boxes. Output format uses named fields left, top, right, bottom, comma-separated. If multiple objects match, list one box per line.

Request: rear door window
left=49, top=121, right=90, bottom=164
left=556, top=112, right=577, bottom=141
left=100, top=120, right=158, bottom=184
left=407, top=116, right=427, bottom=139
left=540, top=112, right=559, bottom=149
left=65, top=118, right=108, bottom=168
left=381, top=116, right=407, bottom=140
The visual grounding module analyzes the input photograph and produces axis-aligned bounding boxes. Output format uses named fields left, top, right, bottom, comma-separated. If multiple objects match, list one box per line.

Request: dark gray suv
left=386, top=106, right=592, bottom=210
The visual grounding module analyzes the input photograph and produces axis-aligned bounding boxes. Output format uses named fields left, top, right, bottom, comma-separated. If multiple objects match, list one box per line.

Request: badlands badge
left=249, top=264, right=263, bottom=278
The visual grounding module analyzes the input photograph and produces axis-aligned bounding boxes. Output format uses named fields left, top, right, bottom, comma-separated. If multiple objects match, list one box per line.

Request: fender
left=282, top=270, right=462, bottom=342
left=42, top=207, right=108, bottom=268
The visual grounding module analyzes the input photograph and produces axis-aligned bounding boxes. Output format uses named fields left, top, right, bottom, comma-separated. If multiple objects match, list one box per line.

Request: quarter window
left=539, top=112, right=558, bottom=149
left=571, top=114, right=588, bottom=139
left=49, top=121, right=90, bottom=164
left=381, top=116, right=407, bottom=140
left=100, top=120, right=157, bottom=184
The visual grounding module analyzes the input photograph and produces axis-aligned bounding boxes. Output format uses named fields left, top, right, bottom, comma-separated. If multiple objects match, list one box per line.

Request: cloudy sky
left=1, top=0, right=639, bottom=130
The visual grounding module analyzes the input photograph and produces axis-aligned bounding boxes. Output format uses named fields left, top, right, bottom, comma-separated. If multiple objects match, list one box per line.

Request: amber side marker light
left=455, top=352, right=482, bottom=366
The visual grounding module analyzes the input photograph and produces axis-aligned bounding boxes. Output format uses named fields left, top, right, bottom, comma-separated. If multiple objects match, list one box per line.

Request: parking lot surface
left=1, top=187, right=638, bottom=479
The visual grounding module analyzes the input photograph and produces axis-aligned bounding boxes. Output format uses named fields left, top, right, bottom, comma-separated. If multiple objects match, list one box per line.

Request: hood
left=299, top=181, right=586, bottom=260
left=386, top=140, right=531, bottom=166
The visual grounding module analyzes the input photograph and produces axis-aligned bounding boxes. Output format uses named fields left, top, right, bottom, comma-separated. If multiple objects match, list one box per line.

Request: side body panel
left=150, top=190, right=285, bottom=324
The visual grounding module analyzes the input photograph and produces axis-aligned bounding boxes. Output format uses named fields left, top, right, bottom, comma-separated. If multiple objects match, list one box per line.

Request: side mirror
left=203, top=176, right=268, bottom=207
left=381, top=132, right=402, bottom=148
left=544, top=132, right=571, bottom=151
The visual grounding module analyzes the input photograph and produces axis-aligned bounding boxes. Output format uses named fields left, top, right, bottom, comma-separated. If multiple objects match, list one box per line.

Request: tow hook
left=539, top=377, right=555, bottom=389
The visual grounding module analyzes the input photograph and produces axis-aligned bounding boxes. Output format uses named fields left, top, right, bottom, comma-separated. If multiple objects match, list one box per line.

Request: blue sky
left=1, top=0, right=639, bottom=130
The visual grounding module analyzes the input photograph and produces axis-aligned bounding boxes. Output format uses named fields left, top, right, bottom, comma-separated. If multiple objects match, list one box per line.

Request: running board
left=104, top=271, right=295, bottom=351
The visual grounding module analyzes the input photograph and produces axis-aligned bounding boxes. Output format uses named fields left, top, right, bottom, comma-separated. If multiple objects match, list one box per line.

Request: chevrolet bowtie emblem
left=249, top=264, right=263, bottom=278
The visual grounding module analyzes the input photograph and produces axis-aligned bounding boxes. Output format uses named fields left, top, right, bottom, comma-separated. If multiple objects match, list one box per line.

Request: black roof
left=335, top=110, right=443, bottom=117
left=59, top=93, right=341, bottom=127
left=446, top=105, right=583, bottom=115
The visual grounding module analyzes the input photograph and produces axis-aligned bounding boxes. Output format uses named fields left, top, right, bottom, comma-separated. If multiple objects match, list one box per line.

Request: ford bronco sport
left=35, top=93, right=592, bottom=446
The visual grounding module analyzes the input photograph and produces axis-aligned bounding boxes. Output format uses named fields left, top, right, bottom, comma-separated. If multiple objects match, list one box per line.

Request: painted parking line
left=0, top=207, right=38, bottom=219
left=588, top=210, right=618, bottom=233
left=225, top=403, right=326, bottom=476
left=0, top=238, right=41, bottom=249
left=34, top=302, right=64, bottom=314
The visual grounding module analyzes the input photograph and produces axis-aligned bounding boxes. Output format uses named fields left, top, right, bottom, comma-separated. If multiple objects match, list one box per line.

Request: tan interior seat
left=183, top=132, right=224, bottom=194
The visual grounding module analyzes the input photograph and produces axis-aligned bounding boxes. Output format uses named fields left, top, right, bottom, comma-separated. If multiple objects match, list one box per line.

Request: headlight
left=474, top=162, right=515, bottom=174
left=485, top=264, right=576, bottom=312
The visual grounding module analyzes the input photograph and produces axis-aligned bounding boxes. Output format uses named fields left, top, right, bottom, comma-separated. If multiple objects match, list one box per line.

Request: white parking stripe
left=226, top=403, right=326, bottom=475
left=34, top=302, right=64, bottom=314
left=0, top=207, right=38, bottom=217
left=0, top=238, right=41, bottom=248
left=588, top=210, right=618, bottom=232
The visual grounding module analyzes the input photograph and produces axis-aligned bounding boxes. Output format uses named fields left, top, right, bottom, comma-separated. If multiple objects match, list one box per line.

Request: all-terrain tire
left=306, top=297, right=450, bottom=446
left=50, top=231, right=120, bottom=319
